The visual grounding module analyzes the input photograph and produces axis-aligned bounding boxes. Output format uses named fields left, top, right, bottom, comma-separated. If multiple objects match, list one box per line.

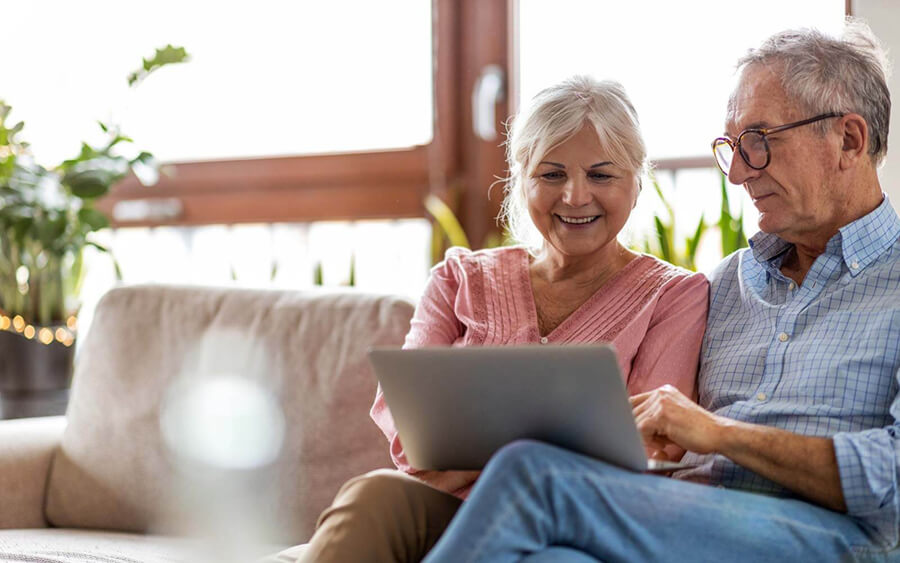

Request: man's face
left=725, top=64, right=844, bottom=245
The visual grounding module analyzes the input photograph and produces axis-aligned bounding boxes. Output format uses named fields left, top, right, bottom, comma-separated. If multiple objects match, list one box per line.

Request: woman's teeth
left=557, top=215, right=599, bottom=224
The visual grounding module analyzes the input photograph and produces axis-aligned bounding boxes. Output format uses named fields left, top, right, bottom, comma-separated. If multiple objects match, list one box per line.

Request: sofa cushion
left=0, top=529, right=199, bottom=562
left=45, top=285, right=412, bottom=543
left=0, top=528, right=287, bottom=562
left=0, top=416, right=66, bottom=529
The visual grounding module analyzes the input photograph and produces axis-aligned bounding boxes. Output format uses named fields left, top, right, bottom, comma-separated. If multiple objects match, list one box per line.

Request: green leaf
left=67, top=247, right=86, bottom=298
left=65, top=169, right=116, bottom=199
left=348, top=253, right=356, bottom=287
left=85, top=240, right=110, bottom=253
left=11, top=216, right=34, bottom=241
left=61, top=143, right=100, bottom=168
left=77, top=207, right=109, bottom=231
left=131, top=151, right=155, bottom=165
left=128, top=44, right=190, bottom=86
left=685, top=213, right=707, bottom=266
left=105, top=134, right=134, bottom=151
left=36, top=216, right=67, bottom=247
left=10, top=121, right=24, bottom=134
left=653, top=215, right=673, bottom=263
left=718, top=174, right=749, bottom=256
left=313, top=262, right=323, bottom=286
left=650, top=173, right=674, bottom=221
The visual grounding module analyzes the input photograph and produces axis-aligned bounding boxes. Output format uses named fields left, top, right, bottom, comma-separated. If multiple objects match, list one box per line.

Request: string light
left=38, top=328, right=54, bottom=345
left=0, top=311, right=77, bottom=346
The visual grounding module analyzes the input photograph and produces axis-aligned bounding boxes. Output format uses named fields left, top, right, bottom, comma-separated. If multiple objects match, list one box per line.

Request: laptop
left=369, top=344, right=692, bottom=473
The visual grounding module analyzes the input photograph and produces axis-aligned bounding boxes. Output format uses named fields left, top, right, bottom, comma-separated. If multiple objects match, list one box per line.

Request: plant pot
left=0, top=329, right=75, bottom=418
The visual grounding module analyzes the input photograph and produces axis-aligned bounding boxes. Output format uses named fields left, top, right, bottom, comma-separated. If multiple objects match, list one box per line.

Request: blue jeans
left=424, top=441, right=899, bottom=563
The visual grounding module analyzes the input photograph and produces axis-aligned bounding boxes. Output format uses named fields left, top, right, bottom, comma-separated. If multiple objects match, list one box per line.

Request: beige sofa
left=0, top=285, right=414, bottom=562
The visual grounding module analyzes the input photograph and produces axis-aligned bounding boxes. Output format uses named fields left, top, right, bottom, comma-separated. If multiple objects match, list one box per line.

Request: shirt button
left=851, top=261, right=860, bottom=270
left=778, top=332, right=789, bottom=342
left=540, top=336, right=549, bottom=344
left=757, top=392, right=767, bottom=401
left=788, top=282, right=796, bottom=291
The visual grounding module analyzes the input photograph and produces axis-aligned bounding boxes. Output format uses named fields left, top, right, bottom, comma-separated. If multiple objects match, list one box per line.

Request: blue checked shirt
left=678, top=196, right=900, bottom=546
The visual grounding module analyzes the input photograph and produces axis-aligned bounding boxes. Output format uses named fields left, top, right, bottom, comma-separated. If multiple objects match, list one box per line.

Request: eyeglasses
left=711, top=112, right=844, bottom=175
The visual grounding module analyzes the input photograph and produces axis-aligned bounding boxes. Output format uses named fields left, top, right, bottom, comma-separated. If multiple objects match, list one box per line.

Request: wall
left=854, top=0, right=900, bottom=208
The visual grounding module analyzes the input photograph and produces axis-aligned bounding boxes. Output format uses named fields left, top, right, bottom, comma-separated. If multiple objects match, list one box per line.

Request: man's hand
left=630, top=384, right=727, bottom=457
left=630, top=384, right=847, bottom=512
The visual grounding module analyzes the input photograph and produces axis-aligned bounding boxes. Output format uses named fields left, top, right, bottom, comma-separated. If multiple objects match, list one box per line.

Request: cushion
left=45, top=285, right=412, bottom=543
left=0, top=528, right=287, bottom=562
left=0, top=529, right=198, bottom=562
left=0, top=416, right=66, bottom=528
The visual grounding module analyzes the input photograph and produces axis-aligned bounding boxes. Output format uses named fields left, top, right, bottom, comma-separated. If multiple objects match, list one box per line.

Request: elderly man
left=423, top=20, right=900, bottom=562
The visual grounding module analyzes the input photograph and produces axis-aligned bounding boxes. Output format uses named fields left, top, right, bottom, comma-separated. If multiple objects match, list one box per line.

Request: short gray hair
left=733, top=18, right=891, bottom=166
left=500, top=76, right=646, bottom=252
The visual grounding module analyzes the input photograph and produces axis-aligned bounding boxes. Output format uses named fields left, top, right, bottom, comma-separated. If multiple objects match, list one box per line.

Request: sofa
left=0, top=284, right=415, bottom=562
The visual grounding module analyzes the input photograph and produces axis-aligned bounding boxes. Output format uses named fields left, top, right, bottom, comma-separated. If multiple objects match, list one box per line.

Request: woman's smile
left=555, top=214, right=601, bottom=227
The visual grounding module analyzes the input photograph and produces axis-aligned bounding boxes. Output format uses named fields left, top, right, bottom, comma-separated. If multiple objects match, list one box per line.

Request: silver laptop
left=369, top=344, right=690, bottom=472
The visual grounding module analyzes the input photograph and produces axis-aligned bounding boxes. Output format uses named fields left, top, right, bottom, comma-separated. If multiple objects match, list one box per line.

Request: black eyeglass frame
left=711, top=112, right=845, bottom=174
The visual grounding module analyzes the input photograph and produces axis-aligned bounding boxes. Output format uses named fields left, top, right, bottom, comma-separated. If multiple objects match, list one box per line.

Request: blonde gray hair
left=733, top=18, right=891, bottom=165
left=499, top=76, right=647, bottom=252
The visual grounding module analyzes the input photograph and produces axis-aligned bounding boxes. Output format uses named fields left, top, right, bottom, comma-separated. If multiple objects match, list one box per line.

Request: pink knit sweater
left=371, top=246, right=709, bottom=494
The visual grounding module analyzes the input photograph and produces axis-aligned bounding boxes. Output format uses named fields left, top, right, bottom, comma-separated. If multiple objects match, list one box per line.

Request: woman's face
left=526, top=124, right=639, bottom=261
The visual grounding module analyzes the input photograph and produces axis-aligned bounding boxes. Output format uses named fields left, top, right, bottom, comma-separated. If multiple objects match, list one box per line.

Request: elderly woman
left=297, top=75, right=709, bottom=563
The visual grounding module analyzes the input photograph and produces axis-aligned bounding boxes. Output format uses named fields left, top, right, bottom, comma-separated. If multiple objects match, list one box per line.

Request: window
left=4, top=1, right=433, bottom=164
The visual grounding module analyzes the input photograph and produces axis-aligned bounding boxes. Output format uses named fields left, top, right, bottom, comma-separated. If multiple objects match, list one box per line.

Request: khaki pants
left=299, top=469, right=462, bottom=563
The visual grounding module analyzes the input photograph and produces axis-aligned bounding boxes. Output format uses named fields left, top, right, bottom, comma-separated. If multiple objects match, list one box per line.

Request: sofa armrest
left=0, top=416, right=66, bottom=528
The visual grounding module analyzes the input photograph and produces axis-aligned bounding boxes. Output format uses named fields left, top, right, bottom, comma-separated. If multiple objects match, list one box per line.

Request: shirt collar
left=748, top=230, right=790, bottom=264
left=837, top=194, right=900, bottom=274
left=748, top=194, right=900, bottom=276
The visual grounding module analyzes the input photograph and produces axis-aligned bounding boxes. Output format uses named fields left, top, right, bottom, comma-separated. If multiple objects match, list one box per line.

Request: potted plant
left=0, top=46, right=189, bottom=417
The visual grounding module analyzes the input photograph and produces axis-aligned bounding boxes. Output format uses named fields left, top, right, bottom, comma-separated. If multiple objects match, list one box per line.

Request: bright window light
left=517, top=1, right=847, bottom=160
left=2, top=1, right=433, bottom=165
